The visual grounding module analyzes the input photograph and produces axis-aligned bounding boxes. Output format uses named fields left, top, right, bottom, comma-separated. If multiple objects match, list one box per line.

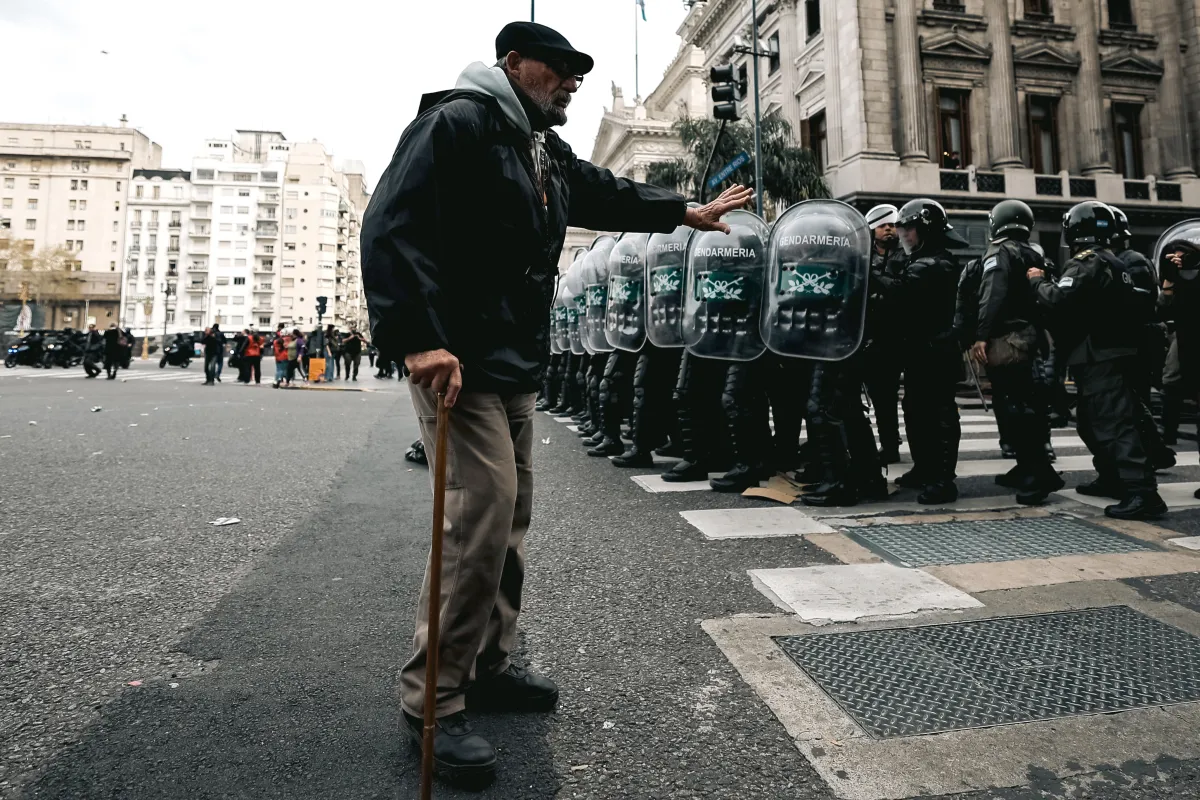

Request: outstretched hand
left=683, top=185, right=755, bottom=233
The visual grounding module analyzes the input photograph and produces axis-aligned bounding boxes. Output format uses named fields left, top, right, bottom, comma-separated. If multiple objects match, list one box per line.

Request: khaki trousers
left=401, top=385, right=535, bottom=718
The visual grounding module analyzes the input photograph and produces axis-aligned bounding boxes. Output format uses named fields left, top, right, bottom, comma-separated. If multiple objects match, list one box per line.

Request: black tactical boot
left=1105, top=492, right=1167, bottom=520
left=1045, top=443, right=1057, bottom=463
left=1015, top=469, right=1065, bottom=506
left=917, top=481, right=958, bottom=505
left=584, top=431, right=605, bottom=447
left=403, top=710, right=496, bottom=788
left=995, top=464, right=1026, bottom=489
left=466, top=664, right=559, bottom=712
left=1076, top=478, right=1123, bottom=500
left=587, top=437, right=625, bottom=457
left=880, top=447, right=901, bottom=465
left=661, top=460, right=709, bottom=482
left=857, top=476, right=890, bottom=504
left=709, top=463, right=767, bottom=493
left=801, top=481, right=858, bottom=507
left=894, top=468, right=925, bottom=489
left=655, top=438, right=686, bottom=458
left=793, top=462, right=827, bottom=486
left=1152, top=448, right=1178, bottom=471
left=612, top=446, right=655, bottom=468
left=1000, top=443, right=1017, bottom=459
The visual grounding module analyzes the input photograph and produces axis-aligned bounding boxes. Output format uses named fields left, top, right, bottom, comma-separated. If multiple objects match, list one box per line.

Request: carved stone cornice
left=1100, top=48, right=1165, bottom=82
left=1099, top=28, right=1159, bottom=51
left=916, top=8, right=987, bottom=32
left=920, top=30, right=993, bottom=64
left=1011, top=18, right=1075, bottom=41
left=1012, top=40, right=1081, bottom=72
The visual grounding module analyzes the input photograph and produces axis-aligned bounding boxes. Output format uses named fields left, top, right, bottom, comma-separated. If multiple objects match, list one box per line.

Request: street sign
left=707, top=151, right=751, bottom=190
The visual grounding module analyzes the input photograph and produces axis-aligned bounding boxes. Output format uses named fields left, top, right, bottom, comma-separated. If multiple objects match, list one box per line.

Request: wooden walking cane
left=420, top=392, right=450, bottom=800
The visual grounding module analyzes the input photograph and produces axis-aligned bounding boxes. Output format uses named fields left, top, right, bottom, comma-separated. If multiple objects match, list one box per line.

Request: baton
left=963, top=353, right=990, bottom=413
left=421, top=392, right=450, bottom=800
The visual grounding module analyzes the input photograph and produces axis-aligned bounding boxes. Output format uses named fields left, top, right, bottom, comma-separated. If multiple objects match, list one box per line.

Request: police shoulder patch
left=983, top=256, right=1001, bottom=272
left=1075, top=249, right=1094, bottom=259
left=1057, top=276, right=1075, bottom=288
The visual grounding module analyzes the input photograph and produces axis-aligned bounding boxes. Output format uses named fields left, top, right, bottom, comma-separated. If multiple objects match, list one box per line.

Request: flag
left=636, top=0, right=646, bottom=21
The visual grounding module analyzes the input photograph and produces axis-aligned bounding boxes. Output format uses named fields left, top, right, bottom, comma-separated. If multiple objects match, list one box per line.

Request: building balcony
left=186, top=284, right=208, bottom=293
left=128, top=244, right=141, bottom=253
left=255, top=225, right=279, bottom=237
left=254, top=286, right=274, bottom=294
left=252, top=306, right=274, bottom=314
left=168, top=221, right=182, bottom=228
left=190, top=227, right=210, bottom=236
left=191, top=207, right=212, bottom=219
left=167, top=246, right=180, bottom=254
left=260, top=193, right=280, bottom=204
left=188, top=264, right=208, bottom=272
left=254, top=264, right=274, bottom=273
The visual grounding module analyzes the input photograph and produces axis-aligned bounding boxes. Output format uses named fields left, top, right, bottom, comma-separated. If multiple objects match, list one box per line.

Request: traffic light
left=710, top=64, right=744, bottom=121
left=316, top=295, right=328, bottom=317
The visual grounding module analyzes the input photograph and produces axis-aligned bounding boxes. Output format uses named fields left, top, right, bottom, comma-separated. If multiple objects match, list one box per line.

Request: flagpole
left=531, top=0, right=535, bottom=22
left=634, top=0, right=640, bottom=99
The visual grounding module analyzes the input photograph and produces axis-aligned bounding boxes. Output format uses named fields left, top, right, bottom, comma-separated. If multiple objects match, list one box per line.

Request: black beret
left=496, top=21, right=594, bottom=75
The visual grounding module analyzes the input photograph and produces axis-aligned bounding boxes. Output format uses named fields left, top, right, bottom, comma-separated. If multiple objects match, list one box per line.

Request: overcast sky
left=1, top=0, right=690, bottom=193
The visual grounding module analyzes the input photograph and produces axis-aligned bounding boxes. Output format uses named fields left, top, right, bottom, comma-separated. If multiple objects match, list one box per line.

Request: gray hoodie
left=455, top=61, right=531, bottom=139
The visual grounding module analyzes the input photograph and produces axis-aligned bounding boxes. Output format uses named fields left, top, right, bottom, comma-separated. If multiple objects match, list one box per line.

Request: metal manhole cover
left=846, top=516, right=1156, bottom=567
left=775, top=606, right=1200, bottom=739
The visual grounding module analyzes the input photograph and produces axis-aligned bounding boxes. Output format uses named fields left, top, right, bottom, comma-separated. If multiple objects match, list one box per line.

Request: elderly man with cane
left=362, top=21, right=751, bottom=790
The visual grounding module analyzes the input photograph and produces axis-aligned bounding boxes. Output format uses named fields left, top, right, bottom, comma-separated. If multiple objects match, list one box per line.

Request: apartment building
left=0, top=121, right=160, bottom=327
left=121, top=168, right=191, bottom=337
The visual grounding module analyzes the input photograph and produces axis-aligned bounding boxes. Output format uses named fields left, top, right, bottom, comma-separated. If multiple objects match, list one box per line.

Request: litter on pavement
left=91, top=406, right=103, bottom=412
left=209, top=517, right=241, bottom=526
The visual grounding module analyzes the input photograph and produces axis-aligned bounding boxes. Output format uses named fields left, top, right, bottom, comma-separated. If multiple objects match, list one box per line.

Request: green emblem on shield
left=779, top=264, right=843, bottom=298
left=610, top=276, right=642, bottom=304
left=586, top=284, right=607, bottom=307
left=696, top=271, right=746, bottom=302
left=650, top=266, right=682, bottom=296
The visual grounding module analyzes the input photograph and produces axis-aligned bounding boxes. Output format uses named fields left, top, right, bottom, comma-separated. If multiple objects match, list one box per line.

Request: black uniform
left=863, top=246, right=906, bottom=461
left=977, top=239, right=1058, bottom=497
left=1116, top=247, right=1172, bottom=465
left=1030, top=248, right=1157, bottom=496
left=898, top=243, right=962, bottom=494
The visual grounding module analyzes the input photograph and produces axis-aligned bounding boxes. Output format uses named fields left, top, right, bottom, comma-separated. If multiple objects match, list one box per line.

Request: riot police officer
left=893, top=199, right=965, bottom=504
left=863, top=204, right=906, bottom=464
left=1028, top=201, right=1166, bottom=519
left=971, top=200, right=1063, bottom=504
left=1110, top=206, right=1175, bottom=469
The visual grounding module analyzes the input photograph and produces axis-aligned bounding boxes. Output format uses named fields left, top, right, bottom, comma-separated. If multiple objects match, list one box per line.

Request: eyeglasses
left=543, top=58, right=584, bottom=86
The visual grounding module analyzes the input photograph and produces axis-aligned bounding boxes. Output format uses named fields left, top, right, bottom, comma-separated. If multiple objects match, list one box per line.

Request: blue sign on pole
left=707, top=151, right=751, bottom=191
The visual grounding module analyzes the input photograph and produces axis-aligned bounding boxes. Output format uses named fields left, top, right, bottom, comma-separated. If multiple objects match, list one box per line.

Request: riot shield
left=682, top=209, right=769, bottom=361
left=552, top=279, right=571, bottom=354
left=564, top=255, right=587, bottom=356
left=605, top=232, right=650, bottom=352
left=1153, top=218, right=1200, bottom=284
left=646, top=224, right=690, bottom=348
left=761, top=200, right=872, bottom=361
left=581, top=235, right=618, bottom=353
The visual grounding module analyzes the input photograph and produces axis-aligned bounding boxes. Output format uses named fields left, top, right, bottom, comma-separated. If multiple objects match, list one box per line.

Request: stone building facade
left=673, top=0, right=1200, bottom=257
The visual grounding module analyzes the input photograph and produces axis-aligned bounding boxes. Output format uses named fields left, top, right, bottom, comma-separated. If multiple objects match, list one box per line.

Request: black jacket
left=952, top=257, right=983, bottom=351
left=203, top=330, right=225, bottom=358
left=867, top=246, right=905, bottom=342
left=976, top=238, right=1043, bottom=342
left=1031, top=248, right=1148, bottom=364
left=897, top=242, right=961, bottom=351
left=361, top=71, right=686, bottom=394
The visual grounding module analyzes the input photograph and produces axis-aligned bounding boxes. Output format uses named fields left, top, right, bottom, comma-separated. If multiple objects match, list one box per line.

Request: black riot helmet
left=897, top=198, right=969, bottom=251
left=1110, top=206, right=1132, bottom=245
left=1062, top=201, right=1116, bottom=252
left=988, top=199, right=1034, bottom=242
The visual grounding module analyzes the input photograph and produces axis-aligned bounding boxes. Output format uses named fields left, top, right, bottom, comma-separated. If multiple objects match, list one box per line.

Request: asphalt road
left=4, top=360, right=1200, bottom=799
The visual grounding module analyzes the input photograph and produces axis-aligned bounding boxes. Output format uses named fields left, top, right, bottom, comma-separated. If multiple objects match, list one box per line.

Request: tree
left=646, top=114, right=828, bottom=218
left=0, top=233, right=83, bottom=324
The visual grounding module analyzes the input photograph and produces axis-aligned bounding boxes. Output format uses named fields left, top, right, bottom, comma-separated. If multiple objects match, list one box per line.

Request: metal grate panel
left=1158, top=182, right=1183, bottom=202
left=975, top=172, right=1007, bottom=193
left=846, top=516, right=1156, bottom=567
left=1035, top=175, right=1064, bottom=196
left=775, top=606, right=1200, bottom=739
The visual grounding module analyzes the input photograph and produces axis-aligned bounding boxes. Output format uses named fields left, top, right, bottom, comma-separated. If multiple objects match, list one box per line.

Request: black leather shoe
left=584, top=432, right=605, bottom=447
left=661, top=460, right=709, bottom=482
left=1016, top=470, right=1065, bottom=506
left=801, top=481, right=858, bottom=507
left=1000, top=443, right=1017, bottom=459
left=612, top=447, right=655, bottom=468
left=1076, top=478, right=1123, bottom=500
left=995, top=465, right=1026, bottom=489
left=1049, top=412, right=1071, bottom=429
left=917, top=482, right=958, bottom=505
left=793, top=463, right=826, bottom=485
left=857, top=478, right=890, bottom=503
left=1105, top=492, right=1168, bottom=520
left=587, top=437, right=625, bottom=457
left=535, top=400, right=551, bottom=412
left=880, top=448, right=901, bottom=465
left=710, top=464, right=766, bottom=493
left=894, top=469, right=924, bottom=489
left=466, top=664, right=559, bottom=712
left=1045, top=444, right=1057, bottom=463
left=403, top=710, right=496, bottom=788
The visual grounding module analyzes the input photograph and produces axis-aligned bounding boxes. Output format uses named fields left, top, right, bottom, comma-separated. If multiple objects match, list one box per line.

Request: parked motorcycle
left=41, top=331, right=85, bottom=369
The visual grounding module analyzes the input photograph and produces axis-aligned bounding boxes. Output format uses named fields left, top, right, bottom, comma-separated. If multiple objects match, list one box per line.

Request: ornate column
left=820, top=0, right=844, bottom=166
left=984, top=0, right=1022, bottom=168
left=776, top=0, right=804, bottom=135
left=1157, top=0, right=1197, bottom=178
left=895, top=0, right=930, bottom=162
left=1074, top=0, right=1112, bottom=174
